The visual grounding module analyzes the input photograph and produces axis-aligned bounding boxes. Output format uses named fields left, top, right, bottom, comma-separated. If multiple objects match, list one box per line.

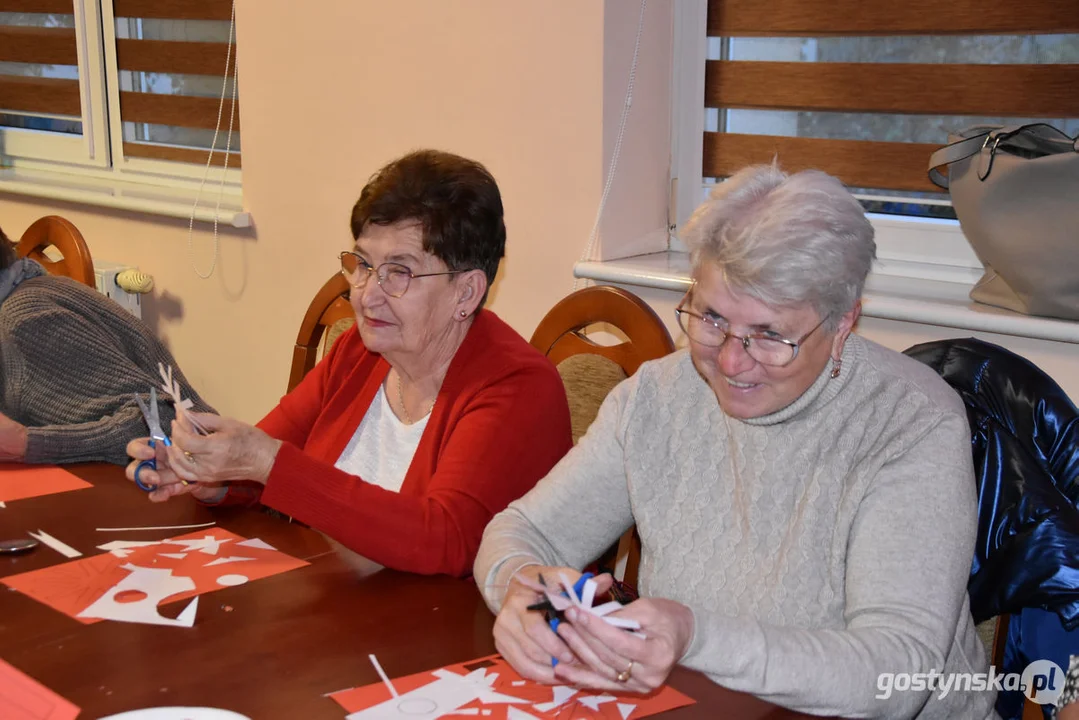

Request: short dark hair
left=0, top=225, right=16, bottom=271
left=350, top=149, right=506, bottom=305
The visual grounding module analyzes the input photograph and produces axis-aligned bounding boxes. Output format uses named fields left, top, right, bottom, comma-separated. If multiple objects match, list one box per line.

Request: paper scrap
left=77, top=564, right=199, bottom=627
left=96, top=521, right=217, bottom=532
left=0, top=658, right=80, bottom=720
left=578, top=695, right=616, bottom=711
left=236, top=537, right=276, bottom=551
left=204, top=556, right=255, bottom=567
left=0, top=464, right=91, bottom=504
left=617, top=703, right=635, bottom=720
left=28, top=530, right=81, bottom=558
left=533, top=686, right=577, bottom=712
left=98, top=540, right=164, bottom=557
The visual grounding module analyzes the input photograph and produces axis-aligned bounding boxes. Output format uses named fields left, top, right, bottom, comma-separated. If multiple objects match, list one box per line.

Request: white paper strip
left=28, top=529, right=82, bottom=558
left=96, top=521, right=216, bottom=532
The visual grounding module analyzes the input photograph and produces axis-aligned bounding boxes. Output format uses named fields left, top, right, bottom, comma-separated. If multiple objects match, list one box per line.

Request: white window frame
left=1, top=0, right=244, bottom=218
left=667, top=0, right=982, bottom=287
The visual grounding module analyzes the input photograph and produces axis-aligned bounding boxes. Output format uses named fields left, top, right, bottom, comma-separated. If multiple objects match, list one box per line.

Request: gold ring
left=183, top=451, right=197, bottom=464
left=616, top=660, right=633, bottom=683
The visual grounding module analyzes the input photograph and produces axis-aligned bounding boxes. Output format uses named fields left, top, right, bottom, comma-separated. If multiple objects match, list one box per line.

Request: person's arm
left=679, top=411, right=980, bottom=719
left=473, top=374, right=640, bottom=606
left=0, top=410, right=28, bottom=461
left=259, top=360, right=575, bottom=577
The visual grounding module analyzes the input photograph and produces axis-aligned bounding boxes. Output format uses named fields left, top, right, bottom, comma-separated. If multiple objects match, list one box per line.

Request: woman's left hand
left=166, top=412, right=282, bottom=486
left=552, top=597, right=695, bottom=694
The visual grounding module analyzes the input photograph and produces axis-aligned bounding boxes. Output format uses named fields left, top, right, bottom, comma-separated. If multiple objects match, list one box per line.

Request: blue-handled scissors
left=527, top=572, right=594, bottom=667
left=133, top=387, right=172, bottom=492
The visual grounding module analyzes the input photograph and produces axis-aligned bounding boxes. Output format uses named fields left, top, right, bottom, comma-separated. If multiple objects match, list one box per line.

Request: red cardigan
left=255, top=310, right=572, bottom=577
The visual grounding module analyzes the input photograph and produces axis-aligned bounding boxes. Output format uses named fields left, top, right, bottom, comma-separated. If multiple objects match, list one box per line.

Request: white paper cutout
left=369, top=654, right=399, bottom=698
left=158, top=552, right=188, bottom=560
left=158, top=363, right=210, bottom=435
left=533, top=686, right=578, bottom=712
left=236, top=537, right=277, bottom=551
left=204, top=556, right=255, bottom=567
left=98, top=540, right=164, bottom=557
left=167, top=534, right=230, bottom=555
left=617, top=702, right=636, bottom=720
left=28, top=529, right=81, bottom=558
left=345, top=668, right=526, bottom=720
left=447, top=711, right=478, bottom=716
left=522, top=573, right=642, bottom=633
left=505, top=709, right=539, bottom=720
left=98, top=708, right=250, bottom=720
left=78, top=564, right=199, bottom=627
left=96, top=521, right=216, bottom=532
left=215, top=574, right=248, bottom=587
left=511, top=681, right=526, bottom=687
left=578, top=694, right=616, bottom=710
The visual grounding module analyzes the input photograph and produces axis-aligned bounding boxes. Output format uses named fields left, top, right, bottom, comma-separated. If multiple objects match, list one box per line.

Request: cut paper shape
left=0, top=658, right=80, bottom=720
left=166, top=534, right=231, bottom=555
left=532, top=685, right=577, bottom=713
left=236, top=537, right=277, bottom=551
left=77, top=564, right=199, bottom=627
left=96, top=522, right=216, bottom=532
left=215, top=574, right=248, bottom=586
left=332, top=654, right=694, bottom=720
left=617, top=703, right=635, bottom=720
left=517, top=573, right=642, bottom=634
left=98, top=709, right=251, bottom=720
left=158, top=363, right=210, bottom=436
left=204, top=556, right=255, bottom=567
left=159, top=553, right=188, bottom=560
left=3, top=528, right=308, bottom=624
left=98, top=540, right=164, bottom=557
left=578, top=695, right=616, bottom=711
left=0, top=464, right=91, bottom=504
left=28, top=530, right=81, bottom=558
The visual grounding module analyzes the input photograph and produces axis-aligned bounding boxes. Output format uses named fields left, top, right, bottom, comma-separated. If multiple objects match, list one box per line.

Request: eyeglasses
left=675, top=294, right=829, bottom=367
left=339, top=251, right=464, bottom=298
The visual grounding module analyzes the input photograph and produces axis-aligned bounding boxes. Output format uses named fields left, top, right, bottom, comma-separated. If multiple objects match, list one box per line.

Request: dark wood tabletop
left=0, top=463, right=819, bottom=719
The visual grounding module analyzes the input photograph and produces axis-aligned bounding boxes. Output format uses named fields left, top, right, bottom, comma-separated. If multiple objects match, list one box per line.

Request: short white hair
left=681, top=164, right=876, bottom=328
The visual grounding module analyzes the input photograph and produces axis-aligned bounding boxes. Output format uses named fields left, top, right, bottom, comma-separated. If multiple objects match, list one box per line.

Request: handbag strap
left=927, top=124, right=1076, bottom=188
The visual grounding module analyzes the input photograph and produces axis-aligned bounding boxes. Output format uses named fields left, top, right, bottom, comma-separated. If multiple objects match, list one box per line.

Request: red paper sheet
left=331, top=654, right=695, bottom=719
left=0, top=659, right=80, bottom=720
left=2, top=527, right=308, bottom=623
left=0, top=464, right=91, bottom=503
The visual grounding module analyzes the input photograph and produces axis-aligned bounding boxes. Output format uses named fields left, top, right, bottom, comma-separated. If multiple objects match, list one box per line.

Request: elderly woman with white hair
left=474, top=165, right=994, bottom=719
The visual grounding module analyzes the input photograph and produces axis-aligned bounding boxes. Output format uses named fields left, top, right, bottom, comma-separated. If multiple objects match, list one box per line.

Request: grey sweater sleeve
left=680, top=411, right=980, bottom=719
left=474, top=376, right=638, bottom=611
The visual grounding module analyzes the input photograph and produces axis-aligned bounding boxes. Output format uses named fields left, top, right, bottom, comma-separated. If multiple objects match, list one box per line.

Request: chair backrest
left=287, top=273, right=355, bottom=393
left=530, top=285, right=676, bottom=588
left=16, top=216, right=95, bottom=287
left=904, top=338, right=1079, bottom=669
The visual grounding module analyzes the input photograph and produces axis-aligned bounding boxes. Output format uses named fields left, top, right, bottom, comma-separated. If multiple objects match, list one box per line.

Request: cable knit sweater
left=475, top=335, right=996, bottom=720
left=0, top=262, right=213, bottom=465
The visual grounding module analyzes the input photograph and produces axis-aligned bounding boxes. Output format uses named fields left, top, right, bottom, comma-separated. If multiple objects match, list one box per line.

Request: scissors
left=527, top=572, right=594, bottom=667
left=133, top=387, right=172, bottom=492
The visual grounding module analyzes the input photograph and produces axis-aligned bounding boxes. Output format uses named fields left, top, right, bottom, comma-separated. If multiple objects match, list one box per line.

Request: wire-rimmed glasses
left=675, top=294, right=829, bottom=367
left=339, top=251, right=464, bottom=298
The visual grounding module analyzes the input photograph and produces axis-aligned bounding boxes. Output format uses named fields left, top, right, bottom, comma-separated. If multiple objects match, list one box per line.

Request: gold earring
left=830, top=358, right=842, bottom=379
left=459, top=310, right=467, bottom=318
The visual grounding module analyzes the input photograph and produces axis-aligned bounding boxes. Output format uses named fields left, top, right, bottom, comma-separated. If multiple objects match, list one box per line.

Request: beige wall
left=1, top=1, right=676, bottom=423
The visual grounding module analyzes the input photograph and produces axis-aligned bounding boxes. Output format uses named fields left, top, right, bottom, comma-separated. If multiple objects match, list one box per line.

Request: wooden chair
left=16, top=215, right=95, bottom=287
left=287, top=272, right=355, bottom=393
left=530, top=285, right=676, bottom=588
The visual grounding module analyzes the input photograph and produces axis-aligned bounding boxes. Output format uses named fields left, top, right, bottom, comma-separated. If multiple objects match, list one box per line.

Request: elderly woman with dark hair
left=0, top=224, right=212, bottom=464
left=127, top=149, right=572, bottom=578
left=475, top=165, right=994, bottom=718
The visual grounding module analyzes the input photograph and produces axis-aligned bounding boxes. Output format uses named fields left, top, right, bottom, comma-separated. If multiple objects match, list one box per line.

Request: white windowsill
left=575, top=251, right=1079, bottom=345
left=0, top=167, right=252, bottom=228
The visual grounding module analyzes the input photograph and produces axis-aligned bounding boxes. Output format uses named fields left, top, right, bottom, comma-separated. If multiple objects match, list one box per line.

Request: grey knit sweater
left=0, top=261, right=213, bottom=465
left=475, top=335, right=996, bottom=719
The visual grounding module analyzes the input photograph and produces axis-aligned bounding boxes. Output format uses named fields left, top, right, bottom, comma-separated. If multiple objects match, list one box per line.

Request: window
left=671, top=0, right=1078, bottom=281
left=0, top=0, right=240, bottom=190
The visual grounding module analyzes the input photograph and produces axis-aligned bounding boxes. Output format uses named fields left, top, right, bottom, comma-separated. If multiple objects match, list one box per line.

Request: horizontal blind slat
left=0, top=26, right=77, bottom=65
left=120, top=91, right=239, bottom=130
left=116, top=39, right=233, bottom=76
left=123, top=141, right=240, bottom=167
left=0, top=0, right=73, bottom=13
left=706, top=61, right=1079, bottom=117
left=708, top=0, right=1079, bottom=36
left=0, top=75, right=80, bottom=115
left=703, top=133, right=943, bottom=193
left=112, top=0, right=232, bottom=21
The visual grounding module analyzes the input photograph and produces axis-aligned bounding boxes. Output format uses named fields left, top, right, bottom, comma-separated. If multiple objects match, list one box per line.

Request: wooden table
left=1, top=463, right=818, bottom=719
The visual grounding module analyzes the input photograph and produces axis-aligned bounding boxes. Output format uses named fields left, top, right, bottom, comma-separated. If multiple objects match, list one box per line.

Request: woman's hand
left=125, top=436, right=226, bottom=503
left=552, top=596, right=695, bottom=694
left=166, top=412, right=281, bottom=487
left=0, top=411, right=28, bottom=462
left=493, top=566, right=613, bottom=684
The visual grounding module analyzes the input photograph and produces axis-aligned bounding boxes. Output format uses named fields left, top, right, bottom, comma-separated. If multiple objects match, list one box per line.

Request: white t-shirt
left=333, top=385, right=428, bottom=492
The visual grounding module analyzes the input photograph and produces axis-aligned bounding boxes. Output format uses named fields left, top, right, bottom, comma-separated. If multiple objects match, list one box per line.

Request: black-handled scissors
left=133, top=387, right=172, bottom=492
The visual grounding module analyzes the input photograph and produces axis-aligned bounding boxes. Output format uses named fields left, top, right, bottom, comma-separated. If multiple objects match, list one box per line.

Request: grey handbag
left=928, top=124, right=1079, bottom=320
